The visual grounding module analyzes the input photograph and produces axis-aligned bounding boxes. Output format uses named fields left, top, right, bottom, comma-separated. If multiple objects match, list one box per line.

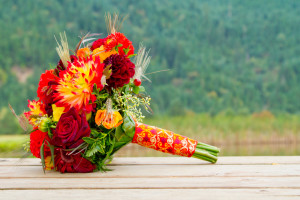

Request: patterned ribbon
left=132, top=123, right=198, bottom=157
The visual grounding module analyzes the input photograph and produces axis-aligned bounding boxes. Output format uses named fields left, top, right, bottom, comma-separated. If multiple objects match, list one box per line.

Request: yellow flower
left=52, top=104, right=65, bottom=122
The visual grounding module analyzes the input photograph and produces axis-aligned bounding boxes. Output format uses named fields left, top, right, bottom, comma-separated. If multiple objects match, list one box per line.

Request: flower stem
left=192, top=142, right=220, bottom=163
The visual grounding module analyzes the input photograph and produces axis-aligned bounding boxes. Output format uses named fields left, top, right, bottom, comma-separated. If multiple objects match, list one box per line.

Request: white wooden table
left=0, top=157, right=300, bottom=200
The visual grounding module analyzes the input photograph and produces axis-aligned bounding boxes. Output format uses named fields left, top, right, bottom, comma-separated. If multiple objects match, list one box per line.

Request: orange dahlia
left=54, top=56, right=104, bottom=113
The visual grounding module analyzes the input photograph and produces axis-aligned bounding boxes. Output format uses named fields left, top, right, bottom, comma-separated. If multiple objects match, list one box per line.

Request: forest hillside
left=0, top=0, right=299, bottom=134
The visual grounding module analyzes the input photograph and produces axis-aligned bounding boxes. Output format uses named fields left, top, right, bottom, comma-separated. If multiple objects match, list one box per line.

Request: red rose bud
left=134, top=78, right=142, bottom=86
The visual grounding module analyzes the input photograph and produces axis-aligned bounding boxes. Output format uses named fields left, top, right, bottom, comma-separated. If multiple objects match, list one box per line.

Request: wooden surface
left=0, top=157, right=300, bottom=200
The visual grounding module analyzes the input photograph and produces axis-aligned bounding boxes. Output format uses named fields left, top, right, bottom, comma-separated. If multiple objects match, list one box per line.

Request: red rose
left=55, top=149, right=96, bottom=173
left=51, top=107, right=90, bottom=149
left=30, top=129, right=51, bottom=158
left=104, top=54, right=135, bottom=88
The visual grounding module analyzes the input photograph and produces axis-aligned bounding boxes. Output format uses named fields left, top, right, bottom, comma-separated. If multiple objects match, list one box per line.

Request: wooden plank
left=1, top=156, right=300, bottom=166
left=0, top=164, right=299, bottom=178
left=1, top=189, right=300, bottom=200
left=1, top=177, right=300, bottom=189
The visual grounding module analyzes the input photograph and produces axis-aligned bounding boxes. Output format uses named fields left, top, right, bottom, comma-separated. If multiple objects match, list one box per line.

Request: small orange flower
left=45, top=156, right=54, bottom=170
left=77, top=47, right=91, bottom=58
left=95, top=109, right=123, bottom=129
left=92, top=45, right=117, bottom=62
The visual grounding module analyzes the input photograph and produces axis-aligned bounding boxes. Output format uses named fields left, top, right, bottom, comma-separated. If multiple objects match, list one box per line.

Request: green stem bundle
left=192, top=142, right=220, bottom=163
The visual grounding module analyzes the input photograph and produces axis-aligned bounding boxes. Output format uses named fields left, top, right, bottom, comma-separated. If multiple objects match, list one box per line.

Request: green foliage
left=82, top=129, right=115, bottom=171
left=83, top=132, right=108, bottom=156
left=1, top=0, right=300, bottom=134
left=113, top=114, right=136, bottom=153
left=82, top=114, right=136, bottom=170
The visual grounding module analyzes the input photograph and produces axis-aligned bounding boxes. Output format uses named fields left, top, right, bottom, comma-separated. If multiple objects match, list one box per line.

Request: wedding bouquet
left=18, top=14, right=220, bottom=173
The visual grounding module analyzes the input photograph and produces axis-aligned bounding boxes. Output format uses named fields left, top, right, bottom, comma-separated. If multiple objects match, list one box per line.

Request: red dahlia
left=37, top=70, right=58, bottom=116
left=30, top=129, right=51, bottom=158
left=104, top=54, right=135, bottom=89
left=91, top=38, right=107, bottom=51
left=105, top=32, right=134, bottom=56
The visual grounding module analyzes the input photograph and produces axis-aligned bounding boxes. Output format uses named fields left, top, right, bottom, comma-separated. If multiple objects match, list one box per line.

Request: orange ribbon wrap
left=132, top=123, right=198, bottom=157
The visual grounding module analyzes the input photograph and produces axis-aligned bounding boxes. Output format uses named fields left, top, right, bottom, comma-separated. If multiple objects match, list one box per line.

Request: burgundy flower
left=55, top=149, right=96, bottom=173
left=91, top=38, right=107, bottom=51
left=104, top=54, right=135, bottom=89
left=51, top=107, right=90, bottom=149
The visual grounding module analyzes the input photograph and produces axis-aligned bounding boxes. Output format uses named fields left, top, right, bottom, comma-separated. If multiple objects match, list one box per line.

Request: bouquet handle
left=132, top=123, right=220, bottom=163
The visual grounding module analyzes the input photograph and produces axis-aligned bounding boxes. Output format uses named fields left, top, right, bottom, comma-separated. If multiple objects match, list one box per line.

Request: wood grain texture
left=1, top=164, right=299, bottom=178
left=0, top=189, right=300, bottom=200
left=1, top=156, right=300, bottom=166
left=1, top=177, right=300, bottom=189
left=0, top=157, right=300, bottom=200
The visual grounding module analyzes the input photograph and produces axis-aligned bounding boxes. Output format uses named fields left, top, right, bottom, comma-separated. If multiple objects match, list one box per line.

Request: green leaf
left=82, top=137, right=96, bottom=144
left=122, top=114, right=136, bottom=137
left=123, top=47, right=130, bottom=55
left=115, top=43, right=123, bottom=52
left=128, top=54, right=137, bottom=58
left=40, top=141, right=45, bottom=174
left=95, top=143, right=105, bottom=154
left=46, top=140, right=55, bottom=169
left=101, top=136, right=115, bottom=165
left=90, top=129, right=100, bottom=137
left=132, top=86, right=140, bottom=94
left=92, top=83, right=100, bottom=95
left=97, top=93, right=109, bottom=99
left=85, top=144, right=98, bottom=157
left=115, top=125, right=124, bottom=141
left=48, top=128, right=53, bottom=138
left=112, top=114, right=136, bottom=154
left=103, top=64, right=112, bottom=79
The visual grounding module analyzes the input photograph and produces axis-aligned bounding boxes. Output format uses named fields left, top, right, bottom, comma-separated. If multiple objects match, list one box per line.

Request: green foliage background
left=0, top=0, right=300, bottom=134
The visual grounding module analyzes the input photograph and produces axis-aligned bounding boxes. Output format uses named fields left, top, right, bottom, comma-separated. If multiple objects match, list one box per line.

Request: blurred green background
left=0, top=0, right=299, bottom=157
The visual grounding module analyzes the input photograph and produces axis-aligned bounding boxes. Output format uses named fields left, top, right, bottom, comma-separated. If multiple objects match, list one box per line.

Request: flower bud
left=134, top=78, right=142, bottom=86
left=38, top=117, right=52, bottom=132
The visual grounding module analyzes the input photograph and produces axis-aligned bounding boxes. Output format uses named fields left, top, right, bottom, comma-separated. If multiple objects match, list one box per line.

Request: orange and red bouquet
left=19, top=14, right=219, bottom=173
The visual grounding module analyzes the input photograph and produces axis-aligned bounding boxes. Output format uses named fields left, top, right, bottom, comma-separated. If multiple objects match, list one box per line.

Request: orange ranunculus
left=95, top=109, right=123, bottom=129
left=77, top=47, right=91, bottom=58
